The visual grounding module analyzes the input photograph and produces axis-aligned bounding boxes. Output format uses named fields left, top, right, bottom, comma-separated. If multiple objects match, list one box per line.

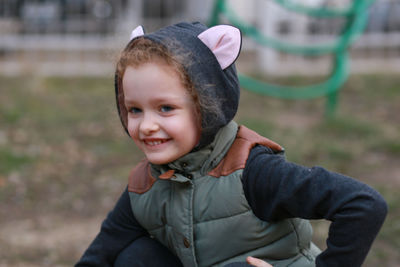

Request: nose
left=139, top=112, right=159, bottom=135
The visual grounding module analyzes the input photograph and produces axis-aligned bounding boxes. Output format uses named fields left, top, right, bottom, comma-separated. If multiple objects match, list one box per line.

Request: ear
left=130, top=25, right=145, bottom=40
left=198, top=25, right=241, bottom=70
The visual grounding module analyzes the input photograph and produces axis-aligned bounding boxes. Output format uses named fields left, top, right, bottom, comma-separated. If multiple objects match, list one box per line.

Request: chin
left=147, top=156, right=174, bottom=165
left=145, top=151, right=188, bottom=165
left=148, top=159, right=168, bottom=165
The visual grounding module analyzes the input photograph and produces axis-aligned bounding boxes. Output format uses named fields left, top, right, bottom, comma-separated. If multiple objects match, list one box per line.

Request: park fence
left=0, top=0, right=399, bottom=76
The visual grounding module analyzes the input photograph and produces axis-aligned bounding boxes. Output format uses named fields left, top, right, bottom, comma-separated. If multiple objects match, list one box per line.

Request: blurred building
left=0, top=0, right=399, bottom=76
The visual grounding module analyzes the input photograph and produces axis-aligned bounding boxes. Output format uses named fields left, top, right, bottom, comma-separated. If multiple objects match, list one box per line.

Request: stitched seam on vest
left=211, top=230, right=297, bottom=266
left=289, top=219, right=301, bottom=250
left=147, top=224, right=168, bottom=232
left=169, top=183, right=182, bottom=253
left=258, top=231, right=300, bottom=260
left=146, top=224, right=185, bottom=245
left=194, top=209, right=251, bottom=225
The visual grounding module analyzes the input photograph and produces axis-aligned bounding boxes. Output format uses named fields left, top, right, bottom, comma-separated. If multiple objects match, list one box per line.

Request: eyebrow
left=125, top=95, right=191, bottom=105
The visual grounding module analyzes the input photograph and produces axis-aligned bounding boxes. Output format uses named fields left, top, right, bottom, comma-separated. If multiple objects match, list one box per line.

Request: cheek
left=173, top=112, right=201, bottom=145
left=127, top=118, right=139, bottom=139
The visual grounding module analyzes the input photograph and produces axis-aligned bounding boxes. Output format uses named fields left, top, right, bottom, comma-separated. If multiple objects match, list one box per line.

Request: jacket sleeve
left=242, top=145, right=387, bottom=267
left=75, top=187, right=148, bottom=267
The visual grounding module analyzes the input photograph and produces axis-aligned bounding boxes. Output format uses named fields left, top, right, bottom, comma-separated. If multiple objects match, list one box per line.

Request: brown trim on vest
left=128, top=125, right=282, bottom=193
left=208, top=125, right=282, bottom=177
left=159, top=169, right=175, bottom=179
left=128, top=159, right=156, bottom=194
left=128, top=160, right=176, bottom=194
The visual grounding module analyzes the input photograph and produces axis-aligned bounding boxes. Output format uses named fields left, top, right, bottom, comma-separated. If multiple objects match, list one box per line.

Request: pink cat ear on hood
left=130, top=25, right=145, bottom=40
left=198, top=25, right=241, bottom=70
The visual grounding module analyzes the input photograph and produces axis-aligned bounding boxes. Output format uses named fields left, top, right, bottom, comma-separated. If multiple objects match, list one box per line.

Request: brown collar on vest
left=128, top=125, right=282, bottom=194
left=208, top=125, right=282, bottom=177
left=127, top=159, right=173, bottom=193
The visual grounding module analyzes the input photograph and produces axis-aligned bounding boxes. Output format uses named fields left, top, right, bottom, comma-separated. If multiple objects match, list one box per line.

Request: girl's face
left=122, top=62, right=201, bottom=165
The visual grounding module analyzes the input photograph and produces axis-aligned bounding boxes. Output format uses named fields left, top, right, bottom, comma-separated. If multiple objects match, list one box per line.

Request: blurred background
left=1, top=0, right=400, bottom=75
left=0, top=0, right=399, bottom=266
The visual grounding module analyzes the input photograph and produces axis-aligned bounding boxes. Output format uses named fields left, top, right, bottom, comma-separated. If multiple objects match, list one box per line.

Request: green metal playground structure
left=209, top=0, right=375, bottom=116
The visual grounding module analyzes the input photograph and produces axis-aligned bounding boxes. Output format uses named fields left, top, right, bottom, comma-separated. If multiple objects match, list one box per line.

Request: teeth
left=146, top=140, right=163, bottom=146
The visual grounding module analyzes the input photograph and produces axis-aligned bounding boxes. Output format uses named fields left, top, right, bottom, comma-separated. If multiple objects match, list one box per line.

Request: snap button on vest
left=183, top=237, right=190, bottom=248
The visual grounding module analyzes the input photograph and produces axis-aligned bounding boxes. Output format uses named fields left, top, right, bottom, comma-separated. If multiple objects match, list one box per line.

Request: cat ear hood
left=115, top=22, right=242, bottom=148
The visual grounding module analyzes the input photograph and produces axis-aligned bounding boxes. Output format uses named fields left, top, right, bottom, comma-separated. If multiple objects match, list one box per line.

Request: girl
left=76, top=22, right=387, bottom=267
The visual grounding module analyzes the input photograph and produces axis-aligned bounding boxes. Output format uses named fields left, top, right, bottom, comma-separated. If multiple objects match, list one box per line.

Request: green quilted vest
left=128, top=121, right=320, bottom=267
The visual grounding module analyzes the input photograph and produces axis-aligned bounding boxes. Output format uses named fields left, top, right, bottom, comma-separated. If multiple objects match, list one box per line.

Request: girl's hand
left=246, top=256, right=273, bottom=267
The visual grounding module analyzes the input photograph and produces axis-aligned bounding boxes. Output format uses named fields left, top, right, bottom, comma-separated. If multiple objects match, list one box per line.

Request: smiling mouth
left=143, top=139, right=170, bottom=146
